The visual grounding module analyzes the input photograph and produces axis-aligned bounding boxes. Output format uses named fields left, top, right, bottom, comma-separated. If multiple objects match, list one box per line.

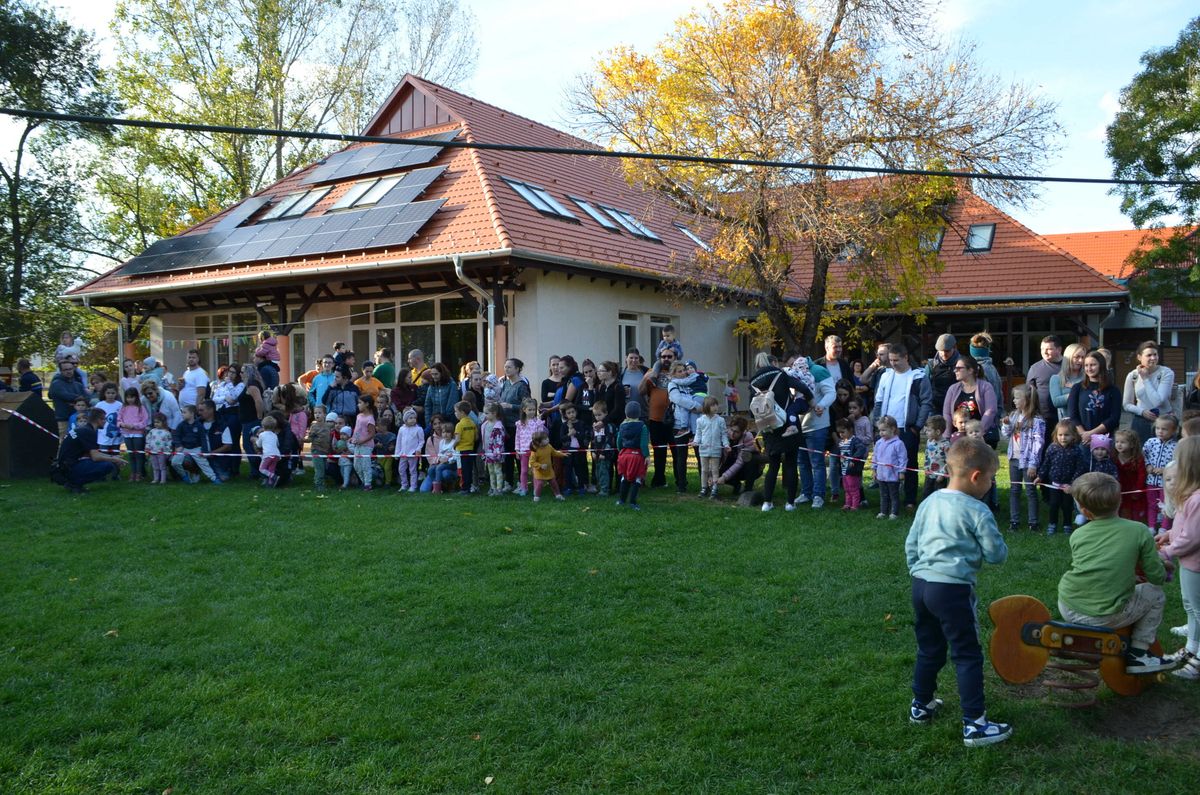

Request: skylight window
left=330, top=180, right=377, bottom=210
left=601, top=206, right=661, bottom=241
left=570, top=196, right=621, bottom=231
left=675, top=224, right=712, bottom=251
left=965, top=223, right=996, bottom=252
left=502, top=177, right=577, bottom=221
left=356, top=176, right=402, bottom=207
left=260, top=192, right=305, bottom=220
left=919, top=228, right=945, bottom=253
left=262, top=187, right=331, bottom=221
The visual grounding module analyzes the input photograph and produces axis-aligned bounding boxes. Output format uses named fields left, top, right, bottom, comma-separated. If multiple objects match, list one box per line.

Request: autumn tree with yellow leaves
left=574, top=0, right=1060, bottom=351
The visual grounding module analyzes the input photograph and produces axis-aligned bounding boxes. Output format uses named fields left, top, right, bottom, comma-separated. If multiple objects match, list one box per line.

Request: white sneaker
left=761, top=502, right=774, bottom=512
left=876, top=512, right=886, bottom=519
left=784, top=503, right=795, bottom=512
left=793, top=494, right=811, bottom=505
left=811, top=496, right=825, bottom=509
left=533, top=496, right=540, bottom=503
left=1171, top=624, right=1189, bottom=637
left=889, top=514, right=899, bottom=520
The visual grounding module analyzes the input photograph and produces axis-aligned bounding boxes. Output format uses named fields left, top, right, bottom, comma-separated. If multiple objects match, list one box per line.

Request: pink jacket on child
left=1161, top=492, right=1200, bottom=572
left=255, top=336, right=280, bottom=363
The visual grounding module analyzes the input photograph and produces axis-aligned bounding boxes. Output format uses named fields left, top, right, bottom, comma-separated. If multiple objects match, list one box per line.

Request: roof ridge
left=405, top=74, right=602, bottom=152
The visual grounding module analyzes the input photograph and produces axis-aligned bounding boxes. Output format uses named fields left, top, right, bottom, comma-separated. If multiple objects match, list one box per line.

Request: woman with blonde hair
left=1049, top=342, right=1087, bottom=421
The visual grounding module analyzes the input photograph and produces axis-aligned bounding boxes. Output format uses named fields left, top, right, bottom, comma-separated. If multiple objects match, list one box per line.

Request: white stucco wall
left=509, top=270, right=749, bottom=388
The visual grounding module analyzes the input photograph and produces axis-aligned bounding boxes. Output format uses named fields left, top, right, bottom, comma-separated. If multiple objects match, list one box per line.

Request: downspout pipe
left=453, top=254, right=495, bottom=372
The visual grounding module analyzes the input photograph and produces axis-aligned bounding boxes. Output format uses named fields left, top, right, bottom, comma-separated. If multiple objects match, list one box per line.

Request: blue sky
left=48, top=0, right=1198, bottom=234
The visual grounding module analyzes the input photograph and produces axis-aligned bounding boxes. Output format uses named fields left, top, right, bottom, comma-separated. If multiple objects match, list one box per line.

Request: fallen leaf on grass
left=588, top=569, right=598, bottom=576
left=471, top=733, right=481, bottom=741
left=577, top=531, right=588, bottom=536
left=579, top=506, right=590, bottom=512
left=503, top=526, right=513, bottom=533
left=163, top=789, right=173, bottom=795
left=104, top=629, right=119, bottom=638
left=69, top=577, right=78, bottom=582
left=484, top=776, right=494, bottom=786
left=462, top=512, right=475, bottom=517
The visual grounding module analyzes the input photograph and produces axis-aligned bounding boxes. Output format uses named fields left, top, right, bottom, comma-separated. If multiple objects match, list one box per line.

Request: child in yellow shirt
left=529, top=431, right=566, bottom=502
left=452, top=400, right=478, bottom=495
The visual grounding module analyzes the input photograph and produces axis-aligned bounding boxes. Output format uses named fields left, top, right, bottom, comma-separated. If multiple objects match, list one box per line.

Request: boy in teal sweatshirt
left=905, top=437, right=1011, bottom=747
left=1057, top=472, right=1178, bottom=674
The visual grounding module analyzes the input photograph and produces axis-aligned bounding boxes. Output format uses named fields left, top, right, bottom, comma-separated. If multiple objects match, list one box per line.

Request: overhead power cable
left=2, top=106, right=1196, bottom=188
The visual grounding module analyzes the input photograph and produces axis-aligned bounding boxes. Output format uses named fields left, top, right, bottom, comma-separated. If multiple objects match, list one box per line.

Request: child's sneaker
left=793, top=494, right=811, bottom=505
left=555, top=494, right=566, bottom=502
left=1064, top=525, right=1074, bottom=535
left=888, top=514, right=898, bottom=521
left=1008, top=522, right=1018, bottom=533
left=1171, top=651, right=1200, bottom=680
left=962, top=715, right=1012, bottom=747
left=699, top=487, right=709, bottom=498
left=1125, top=648, right=1181, bottom=674
left=875, top=512, right=886, bottom=519
left=1027, top=523, right=1039, bottom=533
left=784, top=502, right=795, bottom=512
left=532, top=495, right=540, bottom=503
left=1046, top=524, right=1056, bottom=536
left=1171, top=624, right=1189, bottom=637
left=514, top=488, right=527, bottom=497
left=630, top=503, right=641, bottom=511
left=909, top=697, right=943, bottom=725
left=761, top=502, right=774, bottom=512
left=811, top=496, right=824, bottom=509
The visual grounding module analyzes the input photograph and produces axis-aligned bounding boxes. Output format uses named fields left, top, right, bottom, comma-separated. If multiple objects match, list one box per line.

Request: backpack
left=750, top=372, right=786, bottom=433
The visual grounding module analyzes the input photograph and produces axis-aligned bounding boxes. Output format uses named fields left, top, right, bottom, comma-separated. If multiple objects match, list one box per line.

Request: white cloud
left=1085, top=91, right=1122, bottom=141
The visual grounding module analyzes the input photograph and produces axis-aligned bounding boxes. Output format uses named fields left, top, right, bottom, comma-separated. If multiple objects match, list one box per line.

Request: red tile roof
left=1043, top=227, right=1195, bottom=280
left=67, top=75, right=1126, bottom=308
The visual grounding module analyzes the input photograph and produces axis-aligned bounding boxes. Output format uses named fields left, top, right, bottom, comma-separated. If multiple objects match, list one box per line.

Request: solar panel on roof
left=375, top=166, right=446, bottom=206
left=300, top=129, right=459, bottom=185
left=366, top=199, right=446, bottom=248
left=212, top=196, right=270, bottom=231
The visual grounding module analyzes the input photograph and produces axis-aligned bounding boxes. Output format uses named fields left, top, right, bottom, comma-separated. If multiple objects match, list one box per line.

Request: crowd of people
left=13, top=325, right=1200, bottom=746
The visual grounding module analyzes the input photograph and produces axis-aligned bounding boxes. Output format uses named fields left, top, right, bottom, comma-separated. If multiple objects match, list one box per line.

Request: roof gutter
left=60, top=249, right=515, bottom=302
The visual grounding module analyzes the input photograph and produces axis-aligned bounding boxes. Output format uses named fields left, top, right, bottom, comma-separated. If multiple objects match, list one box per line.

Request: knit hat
left=1089, top=433, right=1111, bottom=451
left=143, top=356, right=158, bottom=368
left=340, top=425, right=352, bottom=436
left=625, top=401, right=641, bottom=419
left=326, top=413, right=340, bottom=425
left=402, top=408, right=417, bottom=423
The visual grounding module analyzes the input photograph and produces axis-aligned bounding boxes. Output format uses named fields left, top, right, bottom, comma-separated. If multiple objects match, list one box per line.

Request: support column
left=276, top=334, right=291, bottom=383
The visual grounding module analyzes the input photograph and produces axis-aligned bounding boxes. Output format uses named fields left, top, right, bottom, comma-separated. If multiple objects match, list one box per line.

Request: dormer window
left=965, top=223, right=996, bottom=252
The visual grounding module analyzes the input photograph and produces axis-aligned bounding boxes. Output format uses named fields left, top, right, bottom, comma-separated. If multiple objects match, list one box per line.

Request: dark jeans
left=459, top=453, right=475, bottom=493
left=502, top=423, right=517, bottom=486
left=912, top=577, right=985, bottom=720
left=762, top=451, right=798, bottom=504
left=646, top=419, right=670, bottom=486
left=1009, top=461, right=1038, bottom=525
left=899, top=427, right=919, bottom=507
left=1047, top=488, right=1074, bottom=529
left=68, top=459, right=118, bottom=487
left=125, top=435, right=146, bottom=477
left=719, top=449, right=762, bottom=492
left=565, top=448, right=589, bottom=492
left=671, top=432, right=691, bottom=491
left=241, top=421, right=262, bottom=480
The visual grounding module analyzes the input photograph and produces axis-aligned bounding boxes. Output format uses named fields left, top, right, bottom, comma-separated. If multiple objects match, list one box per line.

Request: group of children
left=906, top=429, right=1200, bottom=748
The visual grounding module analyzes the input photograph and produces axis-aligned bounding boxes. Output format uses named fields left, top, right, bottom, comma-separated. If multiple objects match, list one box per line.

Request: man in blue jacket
left=48, top=358, right=89, bottom=440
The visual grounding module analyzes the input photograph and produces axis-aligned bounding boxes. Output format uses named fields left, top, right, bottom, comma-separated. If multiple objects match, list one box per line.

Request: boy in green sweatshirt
left=1058, top=472, right=1179, bottom=674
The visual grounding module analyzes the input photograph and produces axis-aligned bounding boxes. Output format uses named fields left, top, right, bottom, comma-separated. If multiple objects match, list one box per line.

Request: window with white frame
left=192, top=312, right=260, bottom=374
left=350, top=297, right=482, bottom=368
left=618, top=311, right=640, bottom=360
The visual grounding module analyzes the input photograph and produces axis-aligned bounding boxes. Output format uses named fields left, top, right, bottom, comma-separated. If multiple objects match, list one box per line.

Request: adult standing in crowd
left=49, top=358, right=89, bottom=439
left=750, top=353, right=810, bottom=511
left=796, top=356, right=835, bottom=509
left=548, top=355, right=584, bottom=413
left=322, top=365, right=362, bottom=419
left=307, top=355, right=336, bottom=407
left=925, top=334, right=959, bottom=418
left=1185, top=369, right=1200, bottom=413
left=1068, top=350, right=1122, bottom=445
left=390, top=368, right=418, bottom=416
left=408, top=349, right=428, bottom=388
left=639, top=346, right=678, bottom=488
left=141, top=379, right=182, bottom=430
left=620, top=349, right=648, bottom=420
left=1026, top=335, right=1063, bottom=447
left=539, top=355, right=562, bottom=406
left=941, top=354, right=998, bottom=440
left=56, top=407, right=125, bottom=494
left=497, top=358, right=531, bottom=487
left=1122, top=340, right=1176, bottom=442
left=238, top=364, right=266, bottom=479
left=16, top=358, right=42, bottom=396
left=815, top=335, right=852, bottom=385
left=177, top=348, right=209, bottom=409
left=871, top=342, right=932, bottom=510
left=373, top=347, right=396, bottom=389
left=859, top=341, right=892, bottom=407
left=212, top=365, right=244, bottom=463
left=1049, top=342, right=1086, bottom=421
left=422, top=363, right=457, bottom=432
left=595, top=361, right=623, bottom=424
left=967, top=332, right=1004, bottom=407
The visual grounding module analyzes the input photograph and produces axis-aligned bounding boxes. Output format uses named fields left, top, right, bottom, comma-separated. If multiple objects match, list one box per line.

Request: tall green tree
left=1106, top=16, right=1200, bottom=309
left=574, top=0, right=1059, bottom=350
left=85, top=0, right=478, bottom=263
left=0, top=0, right=119, bottom=362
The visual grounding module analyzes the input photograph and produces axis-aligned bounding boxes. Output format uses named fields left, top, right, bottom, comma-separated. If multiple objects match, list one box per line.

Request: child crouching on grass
left=1058, top=472, right=1179, bottom=675
left=905, top=437, right=1011, bottom=747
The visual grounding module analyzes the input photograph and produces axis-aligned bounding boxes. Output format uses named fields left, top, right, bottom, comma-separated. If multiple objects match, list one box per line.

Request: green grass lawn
left=2, top=466, right=1197, bottom=793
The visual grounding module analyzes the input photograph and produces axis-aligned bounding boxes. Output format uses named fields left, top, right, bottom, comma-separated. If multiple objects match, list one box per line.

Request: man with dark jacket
left=198, top=399, right=236, bottom=480
left=56, top=407, right=125, bottom=493
left=322, top=365, right=361, bottom=419
left=925, top=334, right=959, bottom=417
left=48, top=359, right=89, bottom=440
left=815, top=335, right=854, bottom=386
